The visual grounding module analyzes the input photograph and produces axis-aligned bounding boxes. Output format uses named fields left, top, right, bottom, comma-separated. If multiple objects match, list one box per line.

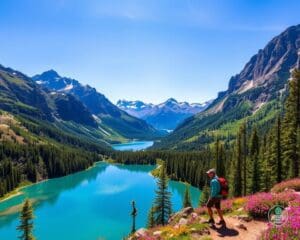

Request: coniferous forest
left=112, top=69, right=300, bottom=197
left=1, top=3, right=300, bottom=239
left=0, top=142, right=103, bottom=197
left=1, top=69, right=299, bottom=201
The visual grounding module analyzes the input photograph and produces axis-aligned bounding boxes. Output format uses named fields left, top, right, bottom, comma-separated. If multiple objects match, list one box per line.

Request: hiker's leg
left=216, top=208, right=224, bottom=221
left=207, top=207, right=213, bottom=219
left=215, top=199, right=224, bottom=221
left=206, top=198, right=214, bottom=220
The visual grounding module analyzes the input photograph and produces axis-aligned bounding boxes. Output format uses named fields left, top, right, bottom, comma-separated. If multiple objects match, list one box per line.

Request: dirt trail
left=208, top=216, right=268, bottom=240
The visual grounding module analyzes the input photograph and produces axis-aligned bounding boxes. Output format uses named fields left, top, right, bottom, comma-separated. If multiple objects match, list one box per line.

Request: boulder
left=178, top=218, right=188, bottom=225
left=134, top=228, right=147, bottom=237
left=153, top=230, right=162, bottom=236
left=182, top=207, right=194, bottom=216
left=168, top=207, right=194, bottom=223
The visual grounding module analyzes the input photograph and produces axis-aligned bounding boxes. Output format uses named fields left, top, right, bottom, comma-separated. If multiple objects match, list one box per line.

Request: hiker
left=206, top=168, right=226, bottom=226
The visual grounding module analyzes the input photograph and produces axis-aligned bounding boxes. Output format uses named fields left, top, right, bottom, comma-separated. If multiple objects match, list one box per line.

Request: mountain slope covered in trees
left=33, top=70, right=162, bottom=140
left=0, top=65, right=116, bottom=197
left=154, top=24, right=300, bottom=150
left=113, top=67, right=300, bottom=196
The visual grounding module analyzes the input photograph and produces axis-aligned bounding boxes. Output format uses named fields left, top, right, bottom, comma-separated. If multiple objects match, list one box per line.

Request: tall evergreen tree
left=17, top=199, right=35, bottom=240
left=147, top=205, right=155, bottom=229
left=262, top=133, right=274, bottom=191
left=282, top=69, right=300, bottom=178
left=270, top=116, right=283, bottom=183
left=231, top=131, right=243, bottom=197
left=183, top=184, right=192, bottom=208
left=153, top=162, right=172, bottom=225
left=240, top=122, right=248, bottom=196
left=214, top=139, right=226, bottom=177
left=249, top=127, right=260, bottom=193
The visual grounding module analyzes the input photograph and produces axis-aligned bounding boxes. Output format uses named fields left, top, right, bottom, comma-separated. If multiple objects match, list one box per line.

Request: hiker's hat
left=206, top=168, right=216, bottom=174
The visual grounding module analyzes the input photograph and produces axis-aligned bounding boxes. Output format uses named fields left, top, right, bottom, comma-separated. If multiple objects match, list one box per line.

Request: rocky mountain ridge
left=117, top=98, right=212, bottom=130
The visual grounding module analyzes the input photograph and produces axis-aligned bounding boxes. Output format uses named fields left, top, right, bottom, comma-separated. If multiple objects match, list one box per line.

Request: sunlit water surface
left=0, top=162, right=201, bottom=240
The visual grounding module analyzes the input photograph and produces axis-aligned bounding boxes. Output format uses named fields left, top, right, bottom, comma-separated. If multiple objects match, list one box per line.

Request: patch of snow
left=36, top=80, right=45, bottom=84
left=63, top=84, right=73, bottom=91
left=128, top=105, right=138, bottom=109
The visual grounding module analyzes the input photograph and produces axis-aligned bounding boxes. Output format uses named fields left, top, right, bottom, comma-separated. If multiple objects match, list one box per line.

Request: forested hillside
left=0, top=110, right=112, bottom=197
left=114, top=68, right=300, bottom=196
left=0, top=65, right=116, bottom=198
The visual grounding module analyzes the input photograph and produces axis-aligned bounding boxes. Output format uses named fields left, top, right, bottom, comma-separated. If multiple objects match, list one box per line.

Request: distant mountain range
left=117, top=98, right=212, bottom=130
left=154, top=24, right=300, bottom=150
left=33, top=70, right=161, bottom=141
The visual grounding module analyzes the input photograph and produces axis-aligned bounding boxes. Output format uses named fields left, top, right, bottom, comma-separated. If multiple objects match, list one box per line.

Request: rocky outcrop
left=210, top=24, right=300, bottom=114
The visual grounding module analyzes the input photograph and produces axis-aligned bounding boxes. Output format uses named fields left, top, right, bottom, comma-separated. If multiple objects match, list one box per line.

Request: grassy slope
left=0, top=110, right=111, bottom=152
left=154, top=99, right=280, bottom=150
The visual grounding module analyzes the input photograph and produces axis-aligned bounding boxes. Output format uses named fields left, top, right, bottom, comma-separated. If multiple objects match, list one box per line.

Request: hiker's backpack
left=218, top=177, right=229, bottom=199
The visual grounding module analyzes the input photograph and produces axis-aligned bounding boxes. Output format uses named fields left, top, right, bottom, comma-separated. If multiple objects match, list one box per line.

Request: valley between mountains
left=0, top=23, right=300, bottom=240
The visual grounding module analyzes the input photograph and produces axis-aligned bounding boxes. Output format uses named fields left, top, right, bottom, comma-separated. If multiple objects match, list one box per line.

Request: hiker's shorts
left=206, top=197, right=221, bottom=209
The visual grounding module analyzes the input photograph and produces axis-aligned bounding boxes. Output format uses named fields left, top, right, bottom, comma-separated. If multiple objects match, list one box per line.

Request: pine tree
left=153, top=162, right=172, bottom=225
left=270, top=116, right=283, bottom=183
left=282, top=69, right=300, bottom=178
left=183, top=184, right=192, bottom=208
left=231, top=131, right=243, bottom=197
left=17, top=199, right=35, bottom=240
left=249, top=127, right=260, bottom=193
left=130, top=201, right=137, bottom=234
left=147, top=205, right=155, bottom=228
left=262, top=133, right=274, bottom=191
left=240, top=122, right=248, bottom=196
left=214, top=139, right=226, bottom=177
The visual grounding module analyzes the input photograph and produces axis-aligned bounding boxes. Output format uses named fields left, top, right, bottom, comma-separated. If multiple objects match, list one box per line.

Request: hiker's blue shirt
left=210, top=176, right=221, bottom=198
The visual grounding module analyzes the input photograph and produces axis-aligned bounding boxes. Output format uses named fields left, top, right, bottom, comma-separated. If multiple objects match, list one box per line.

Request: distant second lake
left=112, top=141, right=154, bottom=151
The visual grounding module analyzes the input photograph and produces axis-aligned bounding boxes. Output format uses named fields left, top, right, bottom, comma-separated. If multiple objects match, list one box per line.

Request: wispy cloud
left=88, top=0, right=156, bottom=21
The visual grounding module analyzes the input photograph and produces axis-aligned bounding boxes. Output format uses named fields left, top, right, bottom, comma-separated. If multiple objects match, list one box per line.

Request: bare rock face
left=215, top=24, right=300, bottom=114
left=178, top=218, right=188, bottom=225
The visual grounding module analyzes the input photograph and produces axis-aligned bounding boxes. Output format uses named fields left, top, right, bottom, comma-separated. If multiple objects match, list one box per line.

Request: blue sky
left=0, top=0, right=300, bottom=104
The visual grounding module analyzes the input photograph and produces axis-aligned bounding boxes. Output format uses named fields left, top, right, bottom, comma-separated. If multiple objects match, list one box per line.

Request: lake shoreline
left=0, top=161, right=201, bottom=240
left=0, top=161, right=104, bottom=204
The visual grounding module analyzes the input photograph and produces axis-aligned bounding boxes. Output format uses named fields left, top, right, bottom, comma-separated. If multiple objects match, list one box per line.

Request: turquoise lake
left=112, top=141, right=154, bottom=151
left=0, top=163, right=201, bottom=240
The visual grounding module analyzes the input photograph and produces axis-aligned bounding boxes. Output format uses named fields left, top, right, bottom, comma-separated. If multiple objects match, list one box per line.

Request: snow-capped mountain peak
left=116, top=98, right=212, bottom=130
